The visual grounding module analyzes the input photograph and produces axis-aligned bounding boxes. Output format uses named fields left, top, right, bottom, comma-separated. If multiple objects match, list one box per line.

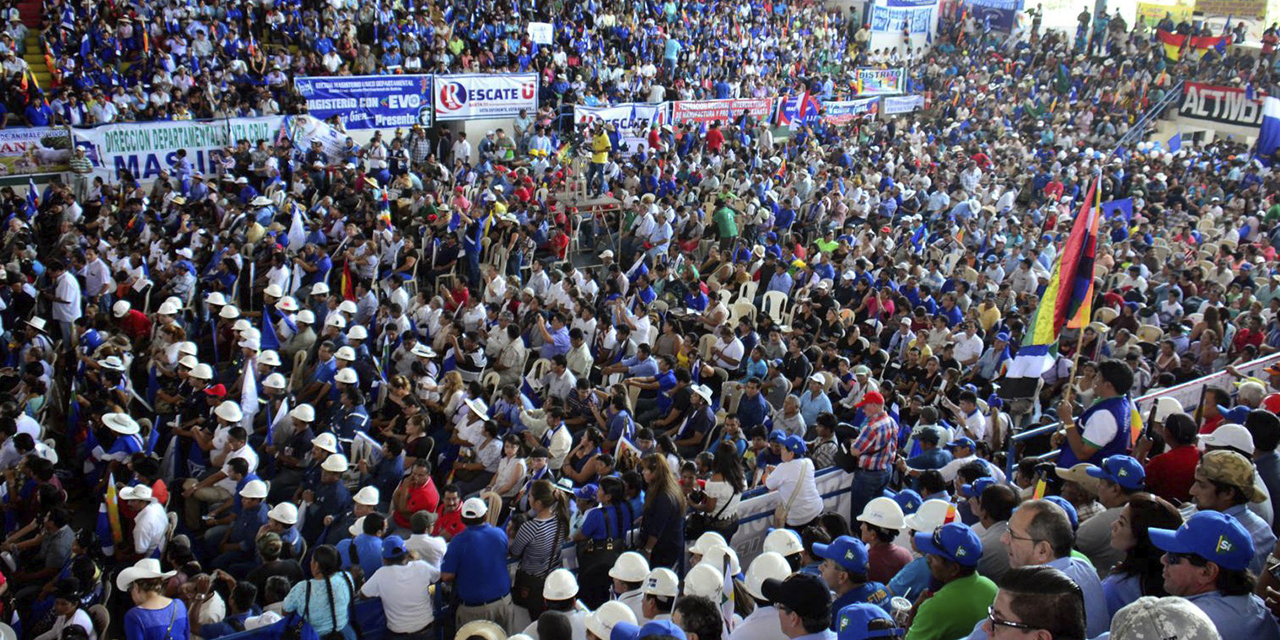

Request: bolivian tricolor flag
left=1156, top=29, right=1229, bottom=61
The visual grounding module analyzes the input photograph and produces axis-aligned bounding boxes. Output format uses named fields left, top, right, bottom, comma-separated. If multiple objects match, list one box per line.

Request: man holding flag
left=1053, top=359, right=1136, bottom=467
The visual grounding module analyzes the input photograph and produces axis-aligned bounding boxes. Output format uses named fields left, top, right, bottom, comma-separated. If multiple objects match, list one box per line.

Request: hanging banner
left=72, top=117, right=284, bottom=181
left=1136, top=2, right=1193, bottom=25
left=573, top=103, right=668, bottom=156
left=433, top=73, right=539, bottom=121
left=528, top=22, right=554, bottom=44
left=882, top=94, right=926, bottom=115
left=968, top=0, right=1022, bottom=30
left=1195, top=0, right=1265, bottom=19
left=777, top=93, right=824, bottom=128
left=1179, top=82, right=1265, bottom=127
left=0, top=127, right=72, bottom=175
left=669, top=98, right=775, bottom=125
left=277, top=115, right=348, bottom=162
left=821, top=98, right=879, bottom=124
left=294, top=75, right=433, bottom=130
left=869, top=3, right=935, bottom=33
left=854, top=68, right=907, bottom=95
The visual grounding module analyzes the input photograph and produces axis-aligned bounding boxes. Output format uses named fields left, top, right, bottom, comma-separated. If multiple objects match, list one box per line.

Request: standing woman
left=638, top=453, right=687, bottom=570
left=690, top=447, right=745, bottom=543
left=573, top=476, right=636, bottom=608
left=764, top=436, right=824, bottom=531
left=118, top=559, right=187, bottom=640
left=282, top=545, right=357, bottom=640
left=509, top=479, right=570, bottom=619
left=1102, top=495, right=1183, bottom=617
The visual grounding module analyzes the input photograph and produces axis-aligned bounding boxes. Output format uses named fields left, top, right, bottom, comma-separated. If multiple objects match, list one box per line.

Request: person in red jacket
left=1135, top=410, right=1200, bottom=504
left=705, top=121, right=725, bottom=154
left=113, top=300, right=152, bottom=344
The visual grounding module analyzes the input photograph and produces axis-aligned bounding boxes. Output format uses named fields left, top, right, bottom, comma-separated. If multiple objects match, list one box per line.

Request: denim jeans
left=849, top=469, right=891, bottom=523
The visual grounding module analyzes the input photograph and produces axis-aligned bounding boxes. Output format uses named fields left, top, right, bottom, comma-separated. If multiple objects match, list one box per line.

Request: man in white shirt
left=405, top=511, right=447, bottom=566
left=361, top=536, right=441, bottom=636
left=120, top=484, right=168, bottom=560
left=47, top=260, right=82, bottom=343
left=951, top=322, right=985, bottom=367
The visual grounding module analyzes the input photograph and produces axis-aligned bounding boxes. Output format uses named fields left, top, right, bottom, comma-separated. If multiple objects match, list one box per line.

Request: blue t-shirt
left=125, top=600, right=190, bottom=640
left=580, top=504, right=636, bottom=540
left=441, top=524, right=511, bottom=604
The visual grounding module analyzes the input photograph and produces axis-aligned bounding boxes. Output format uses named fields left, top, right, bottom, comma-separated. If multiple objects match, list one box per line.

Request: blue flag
left=1101, top=198, right=1134, bottom=225
left=261, top=305, right=281, bottom=350
left=1256, top=97, right=1280, bottom=166
left=1168, top=132, right=1182, bottom=154
left=25, top=178, right=38, bottom=219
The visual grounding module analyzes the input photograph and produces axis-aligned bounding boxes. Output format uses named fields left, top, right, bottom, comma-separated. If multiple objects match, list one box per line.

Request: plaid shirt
left=852, top=411, right=899, bottom=471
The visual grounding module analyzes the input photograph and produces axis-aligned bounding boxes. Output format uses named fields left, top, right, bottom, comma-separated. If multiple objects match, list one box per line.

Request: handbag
left=686, top=491, right=738, bottom=540
left=512, top=519, right=564, bottom=613
left=579, top=503, right=630, bottom=571
left=772, top=470, right=803, bottom=529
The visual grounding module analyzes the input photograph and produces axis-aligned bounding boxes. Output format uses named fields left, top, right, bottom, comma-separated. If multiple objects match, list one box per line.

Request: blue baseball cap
left=913, top=523, right=983, bottom=567
left=612, top=620, right=687, bottom=640
left=1085, top=455, right=1146, bottom=490
left=381, top=535, right=408, bottom=560
left=986, top=393, right=1004, bottom=408
left=836, top=603, right=904, bottom=640
left=946, top=437, right=976, bottom=451
left=783, top=435, right=807, bottom=455
left=1042, top=495, right=1079, bottom=530
left=813, top=535, right=870, bottom=574
left=960, top=477, right=996, bottom=498
left=768, top=430, right=786, bottom=443
left=574, top=483, right=600, bottom=501
left=1149, top=511, right=1254, bottom=571
left=884, top=488, right=923, bottom=515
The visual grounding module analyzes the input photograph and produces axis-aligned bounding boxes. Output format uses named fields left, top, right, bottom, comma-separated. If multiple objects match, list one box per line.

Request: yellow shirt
left=591, top=132, right=611, bottom=164
left=978, top=304, right=1002, bottom=333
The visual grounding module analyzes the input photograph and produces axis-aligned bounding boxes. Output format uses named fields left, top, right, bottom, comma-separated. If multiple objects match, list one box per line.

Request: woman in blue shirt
left=118, top=559, right=188, bottom=640
left=574, top=476, right=636, bottom=608
left=1102, top=495, right=1183, bottom=617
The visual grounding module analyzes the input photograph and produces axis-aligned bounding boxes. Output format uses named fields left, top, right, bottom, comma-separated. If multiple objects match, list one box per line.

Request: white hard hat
left=326, top=314, right=347, bottom=329
left=335, top=368, right=359, bottom=384
left=1153, top=397, right=1183, bottom=423
left=233, top=318, right=252, bottom=332
left=158, top=300, right=181, bottom=315
left=239, top=479, right=268, bottom=499
left=178, top=341, right=199, bottom=356
left=264, top=372, right=287, bottom=390
left=348, top=515, right=367, bottom=536
left=310, top=282, right=330, bottom=296
left=264, top=283, right=285, bottom=299
left=336, top=346, right=357, bottom=361
left=178, top=355, right=199, bottom=370
left=296, top=310, right=316, bottom=325
left=744, top=552, right=792, bottom=601
left=543, top=568, right=579, bottom=601
left=684, top=563, right=725, bottom=600
left=763, top=528, right=804, bottom=556
left=689, top=531, right=728, bottom=556
left=293, top=404, right=317, bottom=423
left=239, top=337, right=261, bottom=351
left=258, top=350, right=282, bottom=367
left=608, top=552, right=651, bottom=583
left=206, top=292, right=227, bottom=306
left=642, top=568, right=679, bottom=598
left=586, top=601, right=637, bottom=640
left=321, top=453, right=349, bottom=473
left=190, top=363, right=214, bottom=380
left=215, top=401, right=243, bottom=423
left=269, top=502, right=298, bottom=525
left=699, top=543, right=741, bottom=576
left=338, top=300, right=358, bottom=315
left=904, top=499, right=954, bottom=532
left=858, top=497, right=906, bottom=530
left=219, top=304, right=241, bottom=319
left=276, top=296, right=299, bottom=312
left=112, top=300, right=131, bottom=318
left=347, top=325, right=368, bottom=341
left=353, top=486, right=380, bottom=506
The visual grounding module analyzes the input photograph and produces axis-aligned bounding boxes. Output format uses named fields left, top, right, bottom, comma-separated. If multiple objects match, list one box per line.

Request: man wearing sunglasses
left=1149, top=510, right=1280, bottom=640
left=979, top=566, right=1086, bottom=640
left=760, top=572, right=836, bottom=640
left=903, top=522, right=996, bottom=640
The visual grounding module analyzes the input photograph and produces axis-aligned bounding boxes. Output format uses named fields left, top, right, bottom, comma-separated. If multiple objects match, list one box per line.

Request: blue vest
left=1059, top=395, right=1131, bottom=467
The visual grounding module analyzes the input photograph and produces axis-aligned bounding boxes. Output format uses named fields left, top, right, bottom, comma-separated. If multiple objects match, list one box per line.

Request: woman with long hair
left=638, top=453, right=687, bottom=569
left=509, top=479, right=570, bottom=618
left=689, top=447, right=746, bottom=543
left=574, top=476, right=636, bottom=608
left=561, top=428, right=604, bottom=485
left=1102, top=495, right=1184, bottom=616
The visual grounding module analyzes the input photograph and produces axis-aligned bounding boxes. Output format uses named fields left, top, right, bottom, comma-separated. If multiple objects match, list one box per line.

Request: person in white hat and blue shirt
left=323, top=485, right=381, bottom=546
left=301, top=453, right=354, bottom=543
left=440, top=496, right=515, bottom=632
left=208, top=479, right=270, bottom=573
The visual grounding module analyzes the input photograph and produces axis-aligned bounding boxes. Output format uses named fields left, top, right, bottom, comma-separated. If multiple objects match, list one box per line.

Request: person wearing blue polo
left=1150, top=511, right=1280, bottom=640
left=813, top=536, right=891, bottom=629
left=337, top=513, right=385, bottom=579
left=833, top=603, right=902, bottom=640
left=1078, top=455, right=1147, bottom=574
left=736, top=378, right=772, bottom=431
left=440, top=497, right=514, bottom=632
left=1054, top=359, right=1135, bottom=467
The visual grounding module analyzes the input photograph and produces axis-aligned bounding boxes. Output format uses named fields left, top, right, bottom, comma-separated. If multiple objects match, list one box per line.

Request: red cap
left=855, top=390, right=885, bottom=408
left=204, top=384, right=227, bottom=398
left=1265, top=393, right=1280, bottom=414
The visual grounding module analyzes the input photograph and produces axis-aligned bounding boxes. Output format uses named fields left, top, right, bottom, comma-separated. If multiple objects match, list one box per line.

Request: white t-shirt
left=765, top=458, right=823, bottom=526
left=134, top=501, right=169, bottom=555
left=704, top=479, right=741, bottom=519
left=53, top=271, right=82, bottom=323
left=217, top=444, right=260, bottom=493
left=715, top=337, right=745, bottom=370
left=405, top=533, right=447, bottom=566
left=361, top=560, right=440, bottom=632
left=953, top=333, right=984, bottom=364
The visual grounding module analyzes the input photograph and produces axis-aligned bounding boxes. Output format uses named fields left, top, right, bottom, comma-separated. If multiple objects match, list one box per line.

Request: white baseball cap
left=461, top=497, right=488, bottom=518
left=1199, top=423, right=1255, bottom=455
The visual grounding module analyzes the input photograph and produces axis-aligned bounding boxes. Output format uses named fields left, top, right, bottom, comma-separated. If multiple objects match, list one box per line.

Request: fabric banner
left=669, top=98, right=775, bottom=125
left=573, top=103, right=668, bottom=155
left=777, top=93, right=824, bottom=128
left=278, top=115, right=347, bottom=161
left=528, top=22, right=554, bottom=44
left=433, top=73, right=538, bottom=121
left=1195, top=0, right=1265, bottom=19
left=855, top=68, right=907, bottom=95
left=72, top=117, right=284, bottom=180
left=294, top=75, right=433, bottom=130
left=869, top=4, right=934, bottom=33
left=0, top=127, right=72, bottom=175
left=883, top=94, right=926, bottom=114
left=968, top=0, right=1022, bottom=30
left=1136, top=1, right=1193, bottom=25
left=1155, top=29, right=1228, bottom=61
left=1179, top=82, right=1265, bottom=127
left=821, top=98, right=879, bottom=124
left=729, top=469, right=854, bottom=567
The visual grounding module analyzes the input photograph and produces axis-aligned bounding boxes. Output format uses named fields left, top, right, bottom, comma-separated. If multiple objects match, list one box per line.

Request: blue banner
left=968, top=0, right=1022, bottom=31
left=870, top=4, right=935, bottom=33
left=294, top=75, right=433, bottom=130
left=822, top=98, right=880, bottom=124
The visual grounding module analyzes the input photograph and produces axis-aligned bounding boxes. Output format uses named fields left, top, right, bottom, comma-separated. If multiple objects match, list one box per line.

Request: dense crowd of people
left=4, top=0, right=1280, bottom=640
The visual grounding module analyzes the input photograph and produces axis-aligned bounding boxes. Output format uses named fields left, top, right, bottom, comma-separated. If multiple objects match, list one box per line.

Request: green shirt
left=713, top=207, right=738, bottom=239
left=903, top=572, right=998, bottom=640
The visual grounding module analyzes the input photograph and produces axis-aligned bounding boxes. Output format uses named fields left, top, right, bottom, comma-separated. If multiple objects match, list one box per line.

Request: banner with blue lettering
left=777, top=93, right=823, bottom=129
left=294, top=75, right=434, bottom=129
left=573, top=103, right=668, bottom=156
left=882, top=95, right=926, bottom=115
left=72, top=117, right=284, bottom=181
left=434, top=73, right=539, bottom=121
left=821, top=98, right=880, bottom=124
left=869, top=3, right=935, bottom=33
left=968, top=0, right=1022, bottom=31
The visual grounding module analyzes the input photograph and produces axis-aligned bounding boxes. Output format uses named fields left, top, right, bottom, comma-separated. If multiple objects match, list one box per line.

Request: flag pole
left=1064, top=174, right=1102, bottom=406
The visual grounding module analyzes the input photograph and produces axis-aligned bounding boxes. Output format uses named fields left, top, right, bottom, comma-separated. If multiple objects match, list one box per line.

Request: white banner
left=278, top=115, right=347, bottom=163
left=73, top=117, right=284, bottom=181
left=573, top=103, right=668, bottom=156
left=883, top=95, right=926, bottom=115
left=528, top=22, right=554, bottom=44
left=433, top=73, right=539, bottom=121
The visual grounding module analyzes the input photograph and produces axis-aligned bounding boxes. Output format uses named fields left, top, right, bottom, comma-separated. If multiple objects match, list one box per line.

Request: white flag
left=240, top=357, right=259, bottom=429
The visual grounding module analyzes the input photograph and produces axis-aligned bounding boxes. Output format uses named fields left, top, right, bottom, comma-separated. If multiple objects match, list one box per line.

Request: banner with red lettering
left=670, top=98, right=775, bottom=125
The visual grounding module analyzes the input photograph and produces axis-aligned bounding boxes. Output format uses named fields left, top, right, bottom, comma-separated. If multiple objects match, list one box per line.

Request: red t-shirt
left=433, top=507, right=465, bottom=540
left=867, top=543, right=914, bottom=584
left=394, top=478, right=440, bottom=529
left=120, top=310, right=153, bottom=341
left=1144, top=445, right=1200, bottom=504
left=705, top=128, right=724, bottom=152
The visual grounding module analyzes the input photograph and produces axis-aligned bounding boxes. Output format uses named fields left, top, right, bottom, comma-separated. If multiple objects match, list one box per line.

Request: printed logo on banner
left=433, top=74, right=539, bottom=120
left=439, top=81, right=468, bottom=112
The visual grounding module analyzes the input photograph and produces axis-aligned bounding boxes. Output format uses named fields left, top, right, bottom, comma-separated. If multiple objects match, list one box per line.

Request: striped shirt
left=852, top=411, right=899, bottom=471
left=510, top=516, right=565, bottom=575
